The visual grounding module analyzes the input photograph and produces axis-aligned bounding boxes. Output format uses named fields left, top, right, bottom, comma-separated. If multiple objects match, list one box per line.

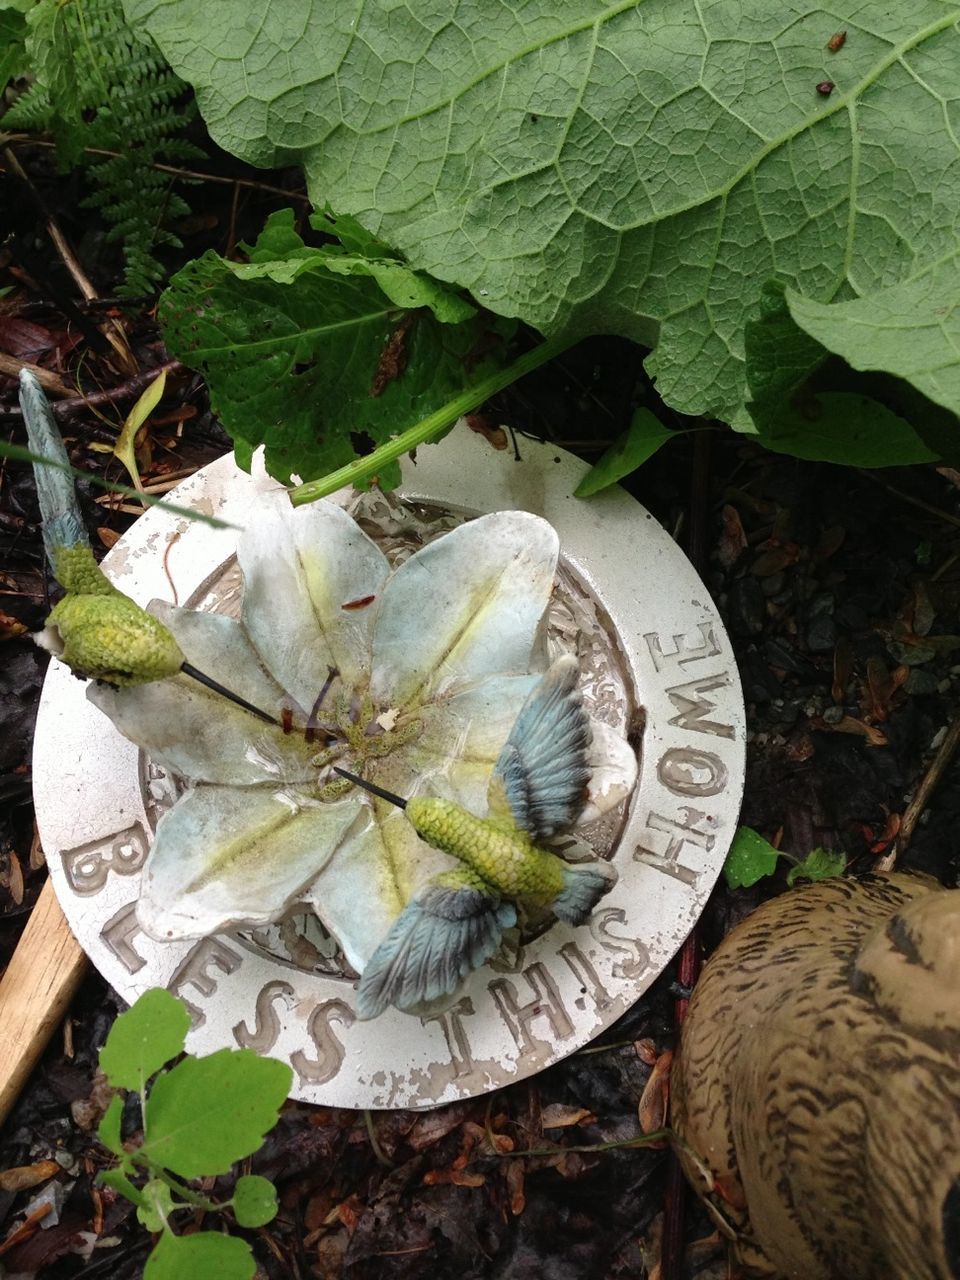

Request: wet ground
left=2, top=160, right=959, bottom=1278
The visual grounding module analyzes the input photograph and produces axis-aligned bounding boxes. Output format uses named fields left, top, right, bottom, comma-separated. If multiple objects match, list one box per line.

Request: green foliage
left=786, top=846, right=847, bottom=886
left=232, top=1176, right=279, bottom=1229
left=574, top=409, right=674, bottom=497
left=723, top=824, right=847, bottom=889
left=141, top=1049, right=293, bottom=1178
left=4, top=0, right=201, bottom=294
left=145, top=1230, right=255, bottom=1280
left=99, top=986, right=190, bottom=1090
left=0, top=5, right=28, bottom=87
left=126, top=0, right=960, bottom=462
left=723, top=826, right=782, bottom=889
left=95, top=988, right=292, bottom=1280
left=745, top=282, right=939, bottom=466
left=160, top=208, right=513, bottom=484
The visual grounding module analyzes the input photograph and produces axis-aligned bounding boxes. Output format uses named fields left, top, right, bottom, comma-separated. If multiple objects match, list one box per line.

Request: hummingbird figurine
left=19, top=369, right=274, bottom=721
left=335, top=654, right=619, bottom=1019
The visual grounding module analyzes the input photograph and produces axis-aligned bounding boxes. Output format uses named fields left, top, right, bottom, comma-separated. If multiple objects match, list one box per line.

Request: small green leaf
left=574, top=409, right=673, bottom=497
left=145, top=1229, right=255, bottom=1280
left=114, top=369, right=167, bottom=493
left=99, top=1167, right=145, bottom=1210
left=97, top=1093, right=124, bottom=1155
left=723, top=825, right=782, bottom=890
left=231, top=1175, right=278, bottom=1228
left=100, top=989, right=191, bottom=1092
left=786, top=847, right=847, bottom=887
left=137, top=1178, right=176, bottom=1233
left=141, top=1049, right=292, bottom=1179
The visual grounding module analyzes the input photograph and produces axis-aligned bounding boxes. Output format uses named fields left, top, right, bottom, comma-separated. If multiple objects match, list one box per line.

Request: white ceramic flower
left=88, top=493, right=637, bottom=977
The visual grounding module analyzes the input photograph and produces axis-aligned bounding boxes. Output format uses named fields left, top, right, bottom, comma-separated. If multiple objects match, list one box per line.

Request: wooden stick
left=0, top=354, right=71, bottom=398
left=876, top=715, right=960, bottom=872
left=0, top=879, right=88, bottom=1132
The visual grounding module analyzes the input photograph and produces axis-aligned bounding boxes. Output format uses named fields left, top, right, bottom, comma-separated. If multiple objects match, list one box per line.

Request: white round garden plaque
left=33, top=424, right=745, bottom=1109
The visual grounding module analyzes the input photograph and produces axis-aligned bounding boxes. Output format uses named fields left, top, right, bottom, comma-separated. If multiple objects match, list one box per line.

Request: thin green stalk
left=289, top=333, right=575, bottom=506
left=129, top=1154, right=218, bottom=1211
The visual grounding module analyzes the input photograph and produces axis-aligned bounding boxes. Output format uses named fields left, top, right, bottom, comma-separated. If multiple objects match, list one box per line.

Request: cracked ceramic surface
left=87, top=493, right=637, bottom=984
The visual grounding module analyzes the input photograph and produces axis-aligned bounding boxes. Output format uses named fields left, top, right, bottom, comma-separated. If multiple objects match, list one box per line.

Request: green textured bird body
left=45, top=587, right=184, bottom=685
left=407, top=796, right=565, bottom=903
left=352, top=655, right=624, bottom=1019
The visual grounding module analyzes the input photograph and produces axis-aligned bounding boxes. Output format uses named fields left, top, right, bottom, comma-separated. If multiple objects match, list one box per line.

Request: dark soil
left=1, top=145, right=958, bottom=1279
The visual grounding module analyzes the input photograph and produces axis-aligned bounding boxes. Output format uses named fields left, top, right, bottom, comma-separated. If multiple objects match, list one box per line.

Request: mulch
left=1, top=155, right=958, bottom=1279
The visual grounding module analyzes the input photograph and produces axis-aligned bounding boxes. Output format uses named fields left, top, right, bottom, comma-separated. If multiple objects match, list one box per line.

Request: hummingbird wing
left=356, top=870, right=517, bottom=1020
left=488, top=654, right=592, bottom=840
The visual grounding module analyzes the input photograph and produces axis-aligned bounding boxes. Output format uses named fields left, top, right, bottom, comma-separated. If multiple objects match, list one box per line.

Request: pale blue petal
left=369, top=512, right=558, bottom=709
left=137, top=784, right=359, bottom=940
left=88, top=604, right=315, bottom=786
left=239, top=496, right=390, bottom=710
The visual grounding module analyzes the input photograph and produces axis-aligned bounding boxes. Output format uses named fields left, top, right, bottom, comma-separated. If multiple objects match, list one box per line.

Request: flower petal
left=304, top=800, right=452, bottom=972
left=369, top=512, right=558, bottom=708
left=137, top=784, right=359, bottom=940
left=88, top=604, right=316, bottom=785
left=579, top=719, right=639, bottom=824
left=239, top=496, right=390, bottom=709
left=408, top=674, right=540, bottom=813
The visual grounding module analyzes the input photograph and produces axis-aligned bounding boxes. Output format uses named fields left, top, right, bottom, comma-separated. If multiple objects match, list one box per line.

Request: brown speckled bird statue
left=671, top=872, right=960, bottom=1280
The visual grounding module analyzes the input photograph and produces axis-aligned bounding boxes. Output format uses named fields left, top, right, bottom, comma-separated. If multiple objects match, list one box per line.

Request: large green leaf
left=160, top=210, right=508, bottom=483
left=126, top=0, right=960, bottom=431
left=745, top=281, right=939, bottom=467
left=786, top=253, right=960, bottom=416
left=145, top=1229, right=255, bottom=1280
left=141, top=1048, right=292, bottom=1178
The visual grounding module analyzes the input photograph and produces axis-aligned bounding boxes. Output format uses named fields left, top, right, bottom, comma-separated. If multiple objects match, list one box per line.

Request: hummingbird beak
left=180, top=661, right=278, bottom=725
left=333, top=766, right=408, bottom=809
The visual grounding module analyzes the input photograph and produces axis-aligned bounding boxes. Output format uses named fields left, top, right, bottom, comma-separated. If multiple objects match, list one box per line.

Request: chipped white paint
left=32, top=424, right=745, bottom=1109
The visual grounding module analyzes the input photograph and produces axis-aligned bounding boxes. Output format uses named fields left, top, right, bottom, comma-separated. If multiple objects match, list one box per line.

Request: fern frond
left=5, top=0, right=202, bottom=295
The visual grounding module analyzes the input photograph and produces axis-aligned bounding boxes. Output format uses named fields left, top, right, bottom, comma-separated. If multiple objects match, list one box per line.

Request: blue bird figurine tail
left=19, top=369, right=89, bottom=564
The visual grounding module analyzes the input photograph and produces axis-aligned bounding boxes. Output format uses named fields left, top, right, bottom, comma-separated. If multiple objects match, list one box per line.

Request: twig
left=5, top=135, right=310, bottom=202
left=876, top=715, right=960, bottom=871
left=0, top=353, right=71, bottom=397
left=2, top=146, right=136, bottom=373
left=363, top=1110, right=394, bottom=1168
left=1, top=360, right=184, bottom=420
left=857, top=469, right=960, bottom=533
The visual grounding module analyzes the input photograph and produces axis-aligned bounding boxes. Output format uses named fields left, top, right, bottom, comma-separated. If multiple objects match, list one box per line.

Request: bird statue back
left=671, top=871, right=960, bottom=1279
left=19, top=369, right=184, bottom=685
left=336, top=654, right=618, bottom=1018
left=20, top=371, right=275, bottom=723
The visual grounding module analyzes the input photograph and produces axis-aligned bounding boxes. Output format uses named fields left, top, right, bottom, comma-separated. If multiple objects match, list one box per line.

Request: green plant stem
left=289, top=332, right=576, bottom=505
left=130, top=1155, right=218, bottom=1212
left=488, top=1129, right=670, bottom=1158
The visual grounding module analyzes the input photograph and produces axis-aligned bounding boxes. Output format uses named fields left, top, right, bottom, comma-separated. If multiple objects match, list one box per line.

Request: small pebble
left=821, top=705, right=844, bottom=724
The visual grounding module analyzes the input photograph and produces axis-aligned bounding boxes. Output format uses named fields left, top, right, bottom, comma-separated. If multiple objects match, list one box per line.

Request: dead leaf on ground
left=0, top=1161, right=60, bottom=1194
left=504, top=1159, right=525, bottom=1216
left=639, top=1049, right=672, bottom=1139
left=465, top=413, right=508, bottom=450
left=717, top=504, right=748, bottom=569
left=0, top=611, right=27, bottom=640
left=810, top=714, right=887, bottom=747
left=539, top=1103, right=595, bottom=1130
left=0, top=850, right=24, bottom=905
